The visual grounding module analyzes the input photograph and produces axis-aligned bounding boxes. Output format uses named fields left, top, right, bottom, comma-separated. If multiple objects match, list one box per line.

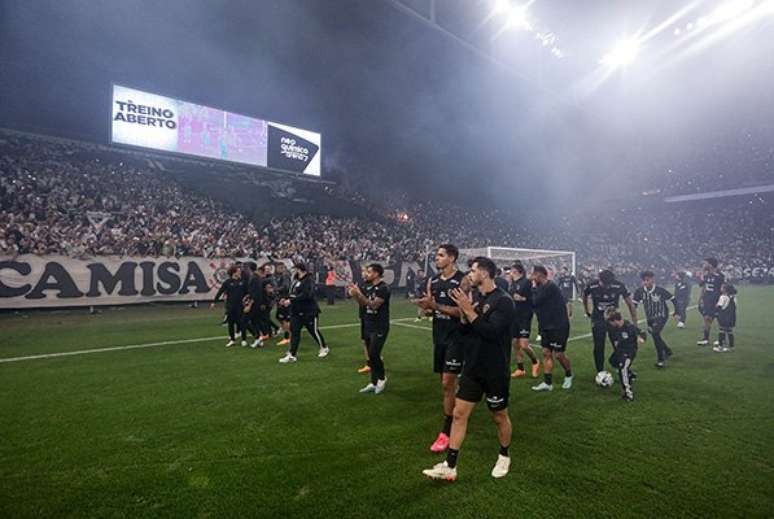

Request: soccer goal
left=459, top=246, right=577, bottom=296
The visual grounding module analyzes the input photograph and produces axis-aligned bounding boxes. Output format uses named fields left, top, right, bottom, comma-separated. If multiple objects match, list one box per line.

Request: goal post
left=459, top=246, right=577, bottom=298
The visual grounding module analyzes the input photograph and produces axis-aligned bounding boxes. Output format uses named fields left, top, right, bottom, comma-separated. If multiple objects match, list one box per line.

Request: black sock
left=283, top=331, right=289, bottom=340
left=703, top=329, right=710, bottom=341
left=728, top=333, right=735, bottom=349
left=544, top=373, right=553, bottom=385
left=446, top=448, right=459, bottom=468
left=718, top=333, right=725, bottom=346
left=442, top=414, right=453, bottom=436
left=565, top=369, right=572, bottom=378
left=530, top=356, right=538, bottom=365
left=499, top=444, right=510, bottom=457
left=517, top=362, right=524, bottom=371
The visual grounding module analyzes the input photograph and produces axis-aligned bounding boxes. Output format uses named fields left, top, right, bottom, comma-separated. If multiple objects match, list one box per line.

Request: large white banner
left=0, top=255, right=253, bottom=309
left=0, top=256, right=428, bottom=309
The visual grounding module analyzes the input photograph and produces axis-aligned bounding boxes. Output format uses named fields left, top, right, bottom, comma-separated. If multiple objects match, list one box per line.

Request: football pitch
left=1, top=286, right=773, bottom=518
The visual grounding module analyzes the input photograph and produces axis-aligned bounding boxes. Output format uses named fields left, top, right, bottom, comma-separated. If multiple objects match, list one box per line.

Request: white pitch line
left=0, top=316, right=418, bottom=364
left=0, top=307, right=697, bottom=365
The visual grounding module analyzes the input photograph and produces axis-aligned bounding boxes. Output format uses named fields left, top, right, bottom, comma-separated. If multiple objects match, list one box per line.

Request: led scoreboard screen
left=111, top=85, right=321, bottom=176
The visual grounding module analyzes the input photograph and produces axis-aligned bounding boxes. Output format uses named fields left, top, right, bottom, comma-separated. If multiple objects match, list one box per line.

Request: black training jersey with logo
left=531, top=280, right=569, bottom=331
left=633, top=286, right=674, bottom=321
left=700, top=272, right=725, bottom=305
left=583, top=281, right=630, bottom=321
left=674, top=278, right=691, bottom=301
left=430, top=270, right=466, bottom=342
left=460, top=287, right=515, bottom=376
left=363, top=280, right=390, bottom=331
left=611, top=321, right=644, bottom=353
left=557, top=274, right=576, bottom=296
left=509, top=277, right=533, bottom=318
left=289, top=275, right=319, bottom=316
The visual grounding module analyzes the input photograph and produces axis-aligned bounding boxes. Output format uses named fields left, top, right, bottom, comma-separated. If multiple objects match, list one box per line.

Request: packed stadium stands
left=2, top=130, right=772, bottom=283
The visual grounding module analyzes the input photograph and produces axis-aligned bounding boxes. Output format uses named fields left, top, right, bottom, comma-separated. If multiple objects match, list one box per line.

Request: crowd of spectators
left=2, top=130, right=772, bottom=283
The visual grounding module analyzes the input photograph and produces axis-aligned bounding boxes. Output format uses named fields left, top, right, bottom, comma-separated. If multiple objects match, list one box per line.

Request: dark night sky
left=1, top=0, right=773, bottom=208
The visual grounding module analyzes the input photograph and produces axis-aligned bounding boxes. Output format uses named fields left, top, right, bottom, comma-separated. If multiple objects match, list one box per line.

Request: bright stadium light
left=505, top=5, right=530, bottom=29
left=600, top=38, right=640, bottom=67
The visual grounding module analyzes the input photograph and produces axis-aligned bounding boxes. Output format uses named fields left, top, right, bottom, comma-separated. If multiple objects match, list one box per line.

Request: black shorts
left=540, top=326, right=570, bottom=352
left=511, top=316, right=532, bottom=339
left=456, top=370, right=509, bottom=411
left=700, top=299, right=719, bottom=317
left=276, top=305, right=290, bottom=322
left=433, top=339, right=464, bottom=374
left=561, top=290, right=574, bottom=302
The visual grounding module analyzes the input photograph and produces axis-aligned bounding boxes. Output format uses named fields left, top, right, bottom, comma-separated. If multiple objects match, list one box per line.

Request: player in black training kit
left=414, top=244, right=469, bottom=454
left=582, top=270, right=638, bottom=378
left=349, top=264, right=391, bottom=394
left=632, top=271, right=677, bottom=368
left=278, top=262, right=329, bottom=363
left=211, top=265, right=248, bottom=347
left=697, top=257, right=725, bottom=346
left=606, top=311, right=647, bottom=402
left=556, top=266, right=579, bottom=318
left=713, top=283, right=737, bottom=353
left=673, top=271, right=692, bottom=328
left=243, top=262, right=266, bottom=348
left=273, top=262, right=292, bottom=346
left=422, top=257, right=515, bottom=481
left=508, top=263, right=540, bottom=379
left=530, top=265, right=573, bottom=391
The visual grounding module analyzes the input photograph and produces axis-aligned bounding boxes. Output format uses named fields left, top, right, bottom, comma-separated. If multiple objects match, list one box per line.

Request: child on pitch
left=606, top=310, right=647, bottom=402
left=713, top=284, right=737, bottom=353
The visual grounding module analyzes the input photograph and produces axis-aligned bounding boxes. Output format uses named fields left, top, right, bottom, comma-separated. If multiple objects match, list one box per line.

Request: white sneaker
left=375, top=378, right=387, bottom=394
left=562, top=376, right=573, bottom=390
left=713, top=340, right=720, bottom=346
left=318, top=347, right=330, bottom=358
left=250, top=339, right=263, bottom=349
left=712, top=345, right=724, bottom=353
left=359, top=383, right=376, bottom=393
left=225, top=340, right=236, bottom=348
left=491, top=454, right=511, bottom=479
left=531, top=382, right=553, bottom=392
left=278, top=353, right=297, bottom=364
left=422, top=461, right=457, bottom=481
left=721, top=347, right=732, bottom=352
left=697, top=339, right=709, bottom=346
left=241, top=340, right=248, bottom=347
left=677, top=321, right=685, bottom=328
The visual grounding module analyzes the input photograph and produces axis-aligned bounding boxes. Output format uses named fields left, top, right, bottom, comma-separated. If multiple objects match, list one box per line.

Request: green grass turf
left=1, top=286, right=773, bottom=518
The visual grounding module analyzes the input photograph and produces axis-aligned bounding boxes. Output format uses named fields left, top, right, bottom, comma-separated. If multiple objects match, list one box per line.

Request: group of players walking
left=211, top=245, right=737, bottom=481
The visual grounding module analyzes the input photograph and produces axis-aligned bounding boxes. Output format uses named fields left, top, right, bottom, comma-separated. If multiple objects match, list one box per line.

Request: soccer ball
left=595, top=371, right=614, bottom=387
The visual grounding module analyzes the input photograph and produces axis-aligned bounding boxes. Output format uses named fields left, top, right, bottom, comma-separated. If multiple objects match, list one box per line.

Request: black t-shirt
left=214, top=278, right=247, bottom=313
left=531, top=280, right=569, bottom=331
left=632, top=286, right=674, bottom=321
left=430, top=270, right=465, bottom=342
left=583, top=281, right=630, bottom=321
left=611, top=321, right=644, bottom=353
left=700, top=271, right=725, bottom=305
left=674, top=278, right=691, bottom=301
left=289, top=274, right=319, bottom=316
left=557, top=274, right=576, bottom=295
left=460, top=286, right=515, bottom=376
left=495, top=277, right=509, bottom=292
left=363, top=280, right=390, bottom=331
left=509, top=276, right=533, bottom=319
